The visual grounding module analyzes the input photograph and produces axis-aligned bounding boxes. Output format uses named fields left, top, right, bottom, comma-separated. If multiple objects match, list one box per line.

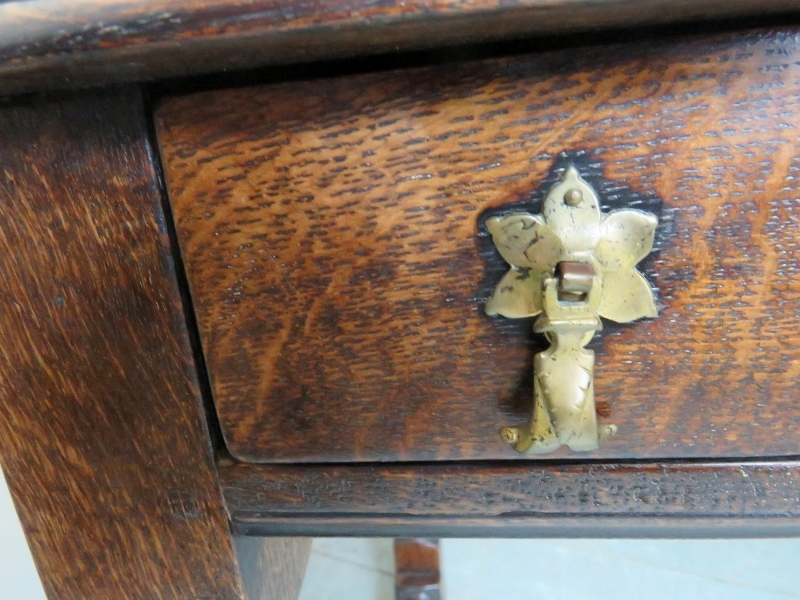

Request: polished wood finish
left=234, top=537, right=311, bottom=600
left=0, top=89, right=249, bottom=599
left=159, top=29, right=800, bottom=464
left=395, top=538, right=441, bottom=600
left=2, top=1, right=800, bottom=94
left=222, top=461, right=800, bottom=537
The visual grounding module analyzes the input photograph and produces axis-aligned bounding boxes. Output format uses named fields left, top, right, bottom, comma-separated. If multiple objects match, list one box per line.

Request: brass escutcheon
left=486, top=166, right=658, bottom=454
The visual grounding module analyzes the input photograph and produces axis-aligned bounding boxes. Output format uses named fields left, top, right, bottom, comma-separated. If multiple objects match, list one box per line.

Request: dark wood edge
left=221, top=460, right=800, bottom=537
left=3, top=0, right=800, bottom=94
left=233, top=516, right=800, bottom=538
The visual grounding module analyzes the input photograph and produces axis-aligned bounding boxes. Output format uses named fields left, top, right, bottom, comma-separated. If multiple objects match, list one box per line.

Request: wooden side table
left=4, top=3, right=800, bottom=599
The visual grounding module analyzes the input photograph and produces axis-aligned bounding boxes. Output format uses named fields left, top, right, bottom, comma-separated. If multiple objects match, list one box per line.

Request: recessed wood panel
left=158, top=29, right=800, bottom=463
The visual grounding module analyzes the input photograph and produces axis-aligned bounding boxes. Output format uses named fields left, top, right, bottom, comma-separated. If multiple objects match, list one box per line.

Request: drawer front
left=158, top=29, right=800, bottom=463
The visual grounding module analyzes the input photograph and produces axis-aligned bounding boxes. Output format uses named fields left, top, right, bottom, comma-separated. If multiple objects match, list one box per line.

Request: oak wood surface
left=158, top=28, right=800, bottom=463
left=222, top=460, right=800, bottom=537
left=0, top=89, right=249, bottom=599
left=2, top=1, right=800, bottom=94
left=395, top=538, right=441, bottom=600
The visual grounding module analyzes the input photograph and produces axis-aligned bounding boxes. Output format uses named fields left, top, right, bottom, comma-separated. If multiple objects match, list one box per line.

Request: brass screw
left=564, top=188, right=583, bottom=206
left=501, top=427, right=519, bottom=444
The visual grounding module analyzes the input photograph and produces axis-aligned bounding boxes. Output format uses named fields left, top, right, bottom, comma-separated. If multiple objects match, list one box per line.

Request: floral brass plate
left=486, top=166, right=658, bottom=454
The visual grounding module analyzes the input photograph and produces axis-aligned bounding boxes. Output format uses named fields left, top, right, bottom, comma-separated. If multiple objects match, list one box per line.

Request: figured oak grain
left=159, top=29, right=800, bottom=463
left=0, top=90, right=248, bottom=599
left=3, top=0, right=800, bottom=94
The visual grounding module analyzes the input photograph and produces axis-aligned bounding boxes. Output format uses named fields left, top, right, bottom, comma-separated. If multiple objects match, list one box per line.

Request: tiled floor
left=298, top=538, right=800, bottom=600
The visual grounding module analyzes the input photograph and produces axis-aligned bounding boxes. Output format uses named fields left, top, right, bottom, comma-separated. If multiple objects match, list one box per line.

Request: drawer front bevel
left=158, top=28, right=800, bottom=463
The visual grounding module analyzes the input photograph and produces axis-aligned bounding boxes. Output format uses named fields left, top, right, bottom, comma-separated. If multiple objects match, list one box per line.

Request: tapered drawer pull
left=487, top=166, right=658, bottom=454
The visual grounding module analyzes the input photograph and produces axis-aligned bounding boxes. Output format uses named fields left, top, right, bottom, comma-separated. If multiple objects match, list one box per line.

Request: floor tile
left=553, top=539, right=800, bottom=596
left=440, top=539, right=800, bottom=600
left=311, top=538, right=395, bottom=574
left=298, top=538, right=394, bottom=600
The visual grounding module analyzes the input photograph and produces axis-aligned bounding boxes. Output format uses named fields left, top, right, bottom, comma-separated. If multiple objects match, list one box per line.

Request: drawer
left=157, top=29, right=800, bottom=463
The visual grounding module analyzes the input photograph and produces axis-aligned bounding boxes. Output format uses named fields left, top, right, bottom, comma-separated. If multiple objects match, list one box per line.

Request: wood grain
left=221, top=461, right=800, bottom=537
left=158, top=28, right=800, bottom=463
left=395, top=538, right=441, bottom=600
left=2, top=0, right=800, bottom=94
left=0, top=90, right=247, bottom=599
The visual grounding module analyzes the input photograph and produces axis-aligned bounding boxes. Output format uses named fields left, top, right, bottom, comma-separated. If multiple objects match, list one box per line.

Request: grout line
left=309, top=549, right=395, bottom=578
